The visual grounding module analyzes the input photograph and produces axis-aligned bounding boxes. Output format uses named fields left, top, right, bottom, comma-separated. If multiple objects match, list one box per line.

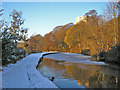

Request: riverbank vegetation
left=27, top=2, right=120, bottom=64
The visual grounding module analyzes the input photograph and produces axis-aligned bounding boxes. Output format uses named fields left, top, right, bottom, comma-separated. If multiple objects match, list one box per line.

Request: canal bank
left=1, top=52, right=58, bottom=88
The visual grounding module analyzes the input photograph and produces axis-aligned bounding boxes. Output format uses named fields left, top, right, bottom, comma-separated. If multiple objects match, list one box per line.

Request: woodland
left=1, top=2, right=120, bottom=65
left=27, top=2, right=120, bottom=64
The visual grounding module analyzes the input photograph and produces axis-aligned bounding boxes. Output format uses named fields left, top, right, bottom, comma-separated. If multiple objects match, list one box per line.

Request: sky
left=2, top=2, right=108, bottom=37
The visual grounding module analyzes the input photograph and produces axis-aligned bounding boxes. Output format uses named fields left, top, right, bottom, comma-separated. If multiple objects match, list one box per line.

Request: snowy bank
left=1, top=52, right=58, bottom=88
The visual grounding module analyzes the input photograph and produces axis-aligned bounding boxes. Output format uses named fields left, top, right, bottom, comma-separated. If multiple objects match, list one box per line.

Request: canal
left=38, top=52, right=120, bottom=88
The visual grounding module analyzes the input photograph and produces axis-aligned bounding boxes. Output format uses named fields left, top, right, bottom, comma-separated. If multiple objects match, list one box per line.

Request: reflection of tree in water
left=64, top=63, right=120, bottom=88
left=38, top=58, right=120, bottom=88
left=63, top=64, right=98, bottom=88
left=39, top=58, right=66, bottom=74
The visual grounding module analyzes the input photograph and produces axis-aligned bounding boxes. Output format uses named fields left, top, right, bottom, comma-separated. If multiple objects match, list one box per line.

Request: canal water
left=38, top=52, right=120, bottom=88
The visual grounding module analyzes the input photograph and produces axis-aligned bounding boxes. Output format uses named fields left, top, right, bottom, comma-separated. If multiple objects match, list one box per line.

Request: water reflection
left=38, top=58, right=120, bottom=88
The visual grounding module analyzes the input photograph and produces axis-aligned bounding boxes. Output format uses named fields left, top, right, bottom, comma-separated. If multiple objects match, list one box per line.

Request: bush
left=99, top=50, right=106, bottom=61
left=105, top=44, right=120, bottom=64
left=91, top=54, right=99, bottom=61
left=81, top=49, right=91, bottom=56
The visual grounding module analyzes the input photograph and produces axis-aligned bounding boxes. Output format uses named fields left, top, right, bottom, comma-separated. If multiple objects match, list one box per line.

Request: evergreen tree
left=1, top=10, right=28, bottom=65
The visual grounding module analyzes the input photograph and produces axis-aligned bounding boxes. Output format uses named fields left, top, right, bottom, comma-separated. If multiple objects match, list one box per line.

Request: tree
left=103, top=1, right=119, bottom=45
left=2, top=10, right=28, bottom=65
left=85, top=10, right=98, bottom=16
left=28, top=34, right=43, bottom=52
left=9, top=10, right=28, bottom=46
left=0, top=6, right=4, bottom=67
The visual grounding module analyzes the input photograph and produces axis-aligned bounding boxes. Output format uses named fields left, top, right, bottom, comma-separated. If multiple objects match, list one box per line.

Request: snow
left=0, top=52, right=58, bottom=88
left=44, top=52, right=105, bottom=65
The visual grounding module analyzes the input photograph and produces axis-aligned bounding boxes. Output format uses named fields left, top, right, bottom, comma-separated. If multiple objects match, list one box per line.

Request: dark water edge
left=38, top=53, right=120, bottom=88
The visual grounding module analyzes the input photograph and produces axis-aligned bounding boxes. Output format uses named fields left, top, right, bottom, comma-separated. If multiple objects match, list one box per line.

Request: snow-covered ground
left=0, top=52, right=58, bottom=88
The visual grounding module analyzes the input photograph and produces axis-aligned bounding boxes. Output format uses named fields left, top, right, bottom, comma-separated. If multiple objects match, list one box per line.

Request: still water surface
left=38, top=52, right=120, bottom=88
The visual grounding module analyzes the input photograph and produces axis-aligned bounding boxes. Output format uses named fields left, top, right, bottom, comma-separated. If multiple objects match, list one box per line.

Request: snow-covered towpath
left=1, top=52, right=58, bottom=88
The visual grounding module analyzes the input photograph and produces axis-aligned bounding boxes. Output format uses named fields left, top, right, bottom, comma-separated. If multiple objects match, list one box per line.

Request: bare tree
left=103, top=1, right=119, bottom=47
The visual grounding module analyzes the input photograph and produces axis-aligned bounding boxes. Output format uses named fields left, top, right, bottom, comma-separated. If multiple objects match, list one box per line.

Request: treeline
left=27, top=2, right=120, bottom=64
left=27, top=23, right=73, bottom=53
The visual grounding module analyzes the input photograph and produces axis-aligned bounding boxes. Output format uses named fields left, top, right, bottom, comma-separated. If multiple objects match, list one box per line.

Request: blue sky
left=2, top=2, right=107, bottom=37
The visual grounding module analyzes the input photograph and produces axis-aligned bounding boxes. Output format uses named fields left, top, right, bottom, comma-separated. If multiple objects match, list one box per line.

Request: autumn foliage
left=28, top=2, right=119, bottom=63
